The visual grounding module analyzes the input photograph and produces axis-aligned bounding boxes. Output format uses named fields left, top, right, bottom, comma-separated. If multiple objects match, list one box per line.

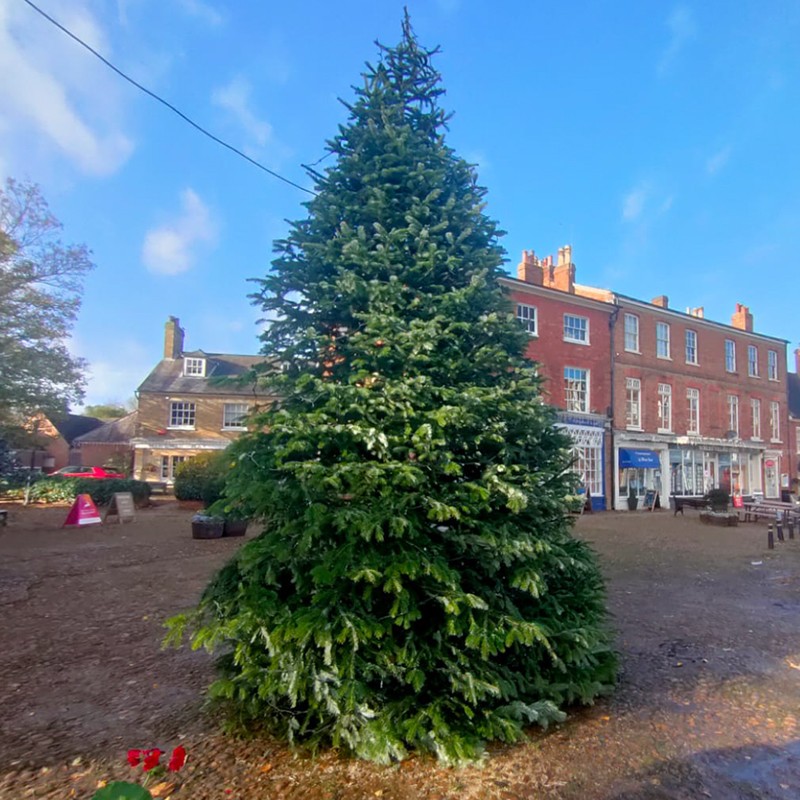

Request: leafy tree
left=84, top=403, right=130, bottom=420
left=0, top=178, right=94, bottom=431
left=170, top=16, right=616, bottom=764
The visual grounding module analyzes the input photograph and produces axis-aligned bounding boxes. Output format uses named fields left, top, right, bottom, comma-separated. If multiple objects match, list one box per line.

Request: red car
left=52, top=466, right=126, bottom=479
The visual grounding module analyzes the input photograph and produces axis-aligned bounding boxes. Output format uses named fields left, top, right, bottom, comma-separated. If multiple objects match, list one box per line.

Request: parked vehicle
left=51, top=466, right=126, bottom=479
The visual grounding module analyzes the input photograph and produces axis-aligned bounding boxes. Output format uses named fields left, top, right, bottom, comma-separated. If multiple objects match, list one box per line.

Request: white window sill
left=768, top=377, right=779, bottom=382
left=687, top=430, right=699, bottom=436
left=564, top=337, right=590, bottom=346
left=770, top=439, right=782, bottom=444
left=626, top=425, right=643, bottom=431
left=657, top=428, right=672, bottom=434
left=167, top=425, right=196, bottom=431
left=685, top=360, right=700, bottom=367
left=656, top=355, right=672, bottom=361
left=624, top=348, right=641, bottom=354
left=748, top=373, right=760, bottom=379
left=221, top=427, right=247, bottom=432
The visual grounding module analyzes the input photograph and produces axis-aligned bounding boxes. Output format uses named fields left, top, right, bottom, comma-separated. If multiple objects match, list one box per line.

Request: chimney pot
left=651, top=295, right=669, bottom=308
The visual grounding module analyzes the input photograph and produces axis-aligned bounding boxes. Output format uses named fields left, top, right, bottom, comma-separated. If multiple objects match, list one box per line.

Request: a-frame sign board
left=103, top=492, right=136, bottom=524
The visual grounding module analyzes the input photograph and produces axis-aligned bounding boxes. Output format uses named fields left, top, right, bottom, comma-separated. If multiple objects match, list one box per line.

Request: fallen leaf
left=151, top=781, right=175, bottom=797
left=260, top=764, right=273, bottom=774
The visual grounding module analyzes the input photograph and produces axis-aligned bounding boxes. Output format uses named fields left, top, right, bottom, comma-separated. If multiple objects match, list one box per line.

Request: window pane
left=656, top=322, right=670, bottom=358
left=223, top=403, right=249, bottom=429
left=564, top=367, right=588, bottom=412
left=564, top=314, right=588, bottom=343
left=624, top=314, right=639, bottom=351
left=685, top=330, right=697, bottom=364
left=169, top=402, right=196, bottom=428
left=516, top=304, right=537, bottom=334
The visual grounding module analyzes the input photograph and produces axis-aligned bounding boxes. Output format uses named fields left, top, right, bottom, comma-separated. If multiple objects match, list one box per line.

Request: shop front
left=617, top=446, right=664, bottom=510
left=556, top=412, right=608, bottom=511
left=667, top=439, right=773, bottom=499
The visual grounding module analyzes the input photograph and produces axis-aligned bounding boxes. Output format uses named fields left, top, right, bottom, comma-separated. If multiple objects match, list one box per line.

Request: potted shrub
left=705, top=488, right=730, bottom=512
left=191, top=513, right=225, bottom=539
left=627, top=487, right=639, bottom=511
left=206, top=499, right=250, bottom=537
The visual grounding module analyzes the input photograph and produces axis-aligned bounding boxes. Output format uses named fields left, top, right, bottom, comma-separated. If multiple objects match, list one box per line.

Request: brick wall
left=614, top=299, right=789, bottom=459
left=137, top=393, right=257, bottom=442
left=505, top=281, right=613, bottom=414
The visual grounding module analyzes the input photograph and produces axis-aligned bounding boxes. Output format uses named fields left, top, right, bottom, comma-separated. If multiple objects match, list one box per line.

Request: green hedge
left=174, top=452, right=229, bottom=505
left=28, top=477, right=152, bottom=507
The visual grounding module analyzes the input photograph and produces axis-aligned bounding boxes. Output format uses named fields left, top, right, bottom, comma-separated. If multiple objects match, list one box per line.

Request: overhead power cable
left=21, top=0, right=316, bottom=196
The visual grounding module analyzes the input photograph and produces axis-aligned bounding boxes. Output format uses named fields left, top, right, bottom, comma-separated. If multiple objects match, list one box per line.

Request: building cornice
left=499, top=276, right=615, bottom=314
left=615, top=294, right=788, bottom=346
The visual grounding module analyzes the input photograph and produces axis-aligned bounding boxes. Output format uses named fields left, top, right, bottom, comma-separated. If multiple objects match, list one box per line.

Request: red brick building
left=507, top=246, right=791, bottom=510
left=612, top=296, right=789, bottom=509
left=501, top=247, right=615, bottom=510
left=787, top=348, right=800, bottom=493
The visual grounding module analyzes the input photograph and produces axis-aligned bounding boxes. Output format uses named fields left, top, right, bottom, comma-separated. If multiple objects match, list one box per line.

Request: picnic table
left=740, top=499, right=800, bottom=524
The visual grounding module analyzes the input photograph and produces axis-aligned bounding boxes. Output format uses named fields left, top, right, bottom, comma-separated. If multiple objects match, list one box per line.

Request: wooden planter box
left=223, top=519, right=249, bottom=537
left=699, top=511, right=739, bottom=527
left=191, top=517, right=224, bottom=539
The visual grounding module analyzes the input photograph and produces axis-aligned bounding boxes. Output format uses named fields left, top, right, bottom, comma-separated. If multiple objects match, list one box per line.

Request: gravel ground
left=0, top=500, right=798, bottom=799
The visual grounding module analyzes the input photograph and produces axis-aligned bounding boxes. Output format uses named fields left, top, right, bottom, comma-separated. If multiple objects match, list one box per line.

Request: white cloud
left=658, top=5, right=697, bottom=76
left=212, top=77, right=272, bottom=153
left=706, top=146, right=732, bottom=175
left=142, top=189, right=218, bottom=276
left=0, top=0, right=133, bottom=176
left=622, top=185, right=648, bottom=221
left=178, top=0, right=223, bottom=26
left=70, top=335, right=151, bottom=407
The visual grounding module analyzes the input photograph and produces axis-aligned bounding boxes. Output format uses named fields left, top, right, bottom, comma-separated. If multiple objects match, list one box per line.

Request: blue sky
left=2, top=0, right=799, bottom=408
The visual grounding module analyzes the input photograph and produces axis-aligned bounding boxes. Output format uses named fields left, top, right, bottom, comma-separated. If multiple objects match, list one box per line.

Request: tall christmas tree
left=172, top=15, right=615, bottom=764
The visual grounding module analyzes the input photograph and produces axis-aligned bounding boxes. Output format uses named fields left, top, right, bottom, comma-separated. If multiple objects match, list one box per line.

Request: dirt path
left=0, top=502, right=797, bottom=799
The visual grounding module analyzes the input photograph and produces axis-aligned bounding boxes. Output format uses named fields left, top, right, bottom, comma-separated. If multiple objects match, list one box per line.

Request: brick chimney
left=517, top=250, right=543, bottom=285
left=164, top=316, right=185, bottom=359
left=547, top=244, right=575, bottom=294
left=795, top=347, right=800, bottom=374
left=731, top=303, right=753, bottom=332
left=651, top=295, right=669, bottom=308
left=687, top=307, right=704, bottom=318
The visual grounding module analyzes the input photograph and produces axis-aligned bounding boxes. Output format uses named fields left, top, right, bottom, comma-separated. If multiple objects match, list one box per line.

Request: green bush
left=704, top=488, right=730, bottom=512
left=28, top=476, right=151, bottom=507
left=174, top=452, right=229, bottom=505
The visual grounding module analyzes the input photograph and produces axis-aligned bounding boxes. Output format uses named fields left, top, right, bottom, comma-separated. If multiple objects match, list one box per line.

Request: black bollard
left=776, top=515, right=785, bottom=542
left=768, top=523, right=774, bottom=549
left=789, top=517, right=795, bottom=540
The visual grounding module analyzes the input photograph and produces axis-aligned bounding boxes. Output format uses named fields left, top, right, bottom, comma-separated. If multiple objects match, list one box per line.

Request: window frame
left=624, top=313, right=640, bottom=352
left=563, top=314, right=590, bottom=345
left=725, top=339, right=736, bottom=373
left=168, top=401, right=196, bottom=430
left=183, top=357, right=206, bottom=377
left=656, top=321, right=671, bottom=359
left=686, top=388, right=700, bottom=435
left=751, top=398, right=761, bottom=440
left=516, top=303, right=538, bottom=336
left=564, top=366, right=589, bottom=413
left=222, top=402, right=249, bottom=431
left=770, top=401, right=781, bottom=442
left=768, top=350, right=778, bottom=381
left=685, top=329, right=698, bottom=365
left=657, top=383, right=672, bottom=432
left=747, top=345, right=759, bottom=377
left=727, top=394, right=739, bottom=437
left=625, top=377, right=641, bottom=429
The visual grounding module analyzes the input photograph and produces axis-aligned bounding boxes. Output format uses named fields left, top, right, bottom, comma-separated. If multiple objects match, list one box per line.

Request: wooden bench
left=671, top=495, right=709, bottom=516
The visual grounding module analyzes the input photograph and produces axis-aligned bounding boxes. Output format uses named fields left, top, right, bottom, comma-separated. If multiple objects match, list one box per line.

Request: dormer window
left=184, top=357, right=206, bottom=377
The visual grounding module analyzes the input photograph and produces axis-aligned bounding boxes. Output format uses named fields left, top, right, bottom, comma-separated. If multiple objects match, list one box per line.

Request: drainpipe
left=608, top=302, right=620, bottom=510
